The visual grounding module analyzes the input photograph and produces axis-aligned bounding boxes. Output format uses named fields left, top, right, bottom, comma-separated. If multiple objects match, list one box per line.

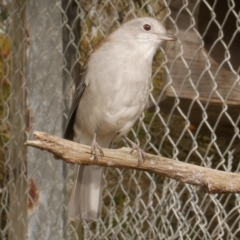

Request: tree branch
left=25, top=131, right=240, bottom=193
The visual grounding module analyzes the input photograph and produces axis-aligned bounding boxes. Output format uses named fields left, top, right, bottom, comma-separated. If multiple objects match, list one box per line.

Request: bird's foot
left=90, top=134, right=104, bottom=162
left=124, top=137, right=145, bottom=166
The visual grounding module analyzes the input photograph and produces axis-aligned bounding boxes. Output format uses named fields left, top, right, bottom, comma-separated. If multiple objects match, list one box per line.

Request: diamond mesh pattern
left=0, top=0, right=240, bottom=239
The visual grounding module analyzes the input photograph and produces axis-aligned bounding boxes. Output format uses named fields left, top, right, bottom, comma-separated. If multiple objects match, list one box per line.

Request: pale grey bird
left=64, top=17, right=176, bottom=221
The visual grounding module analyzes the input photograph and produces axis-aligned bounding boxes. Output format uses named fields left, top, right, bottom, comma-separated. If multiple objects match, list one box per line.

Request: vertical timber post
left=8, top=0, right=28, bottom=239
left=26, top=0, right=66, bottom=239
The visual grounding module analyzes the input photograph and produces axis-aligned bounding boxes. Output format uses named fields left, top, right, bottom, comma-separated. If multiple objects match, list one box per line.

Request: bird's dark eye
left=143, top=24, right=151, bottom=31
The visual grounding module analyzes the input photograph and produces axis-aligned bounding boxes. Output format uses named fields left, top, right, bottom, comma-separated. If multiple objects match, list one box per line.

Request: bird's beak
left=159, top=33, right=177, bottom=41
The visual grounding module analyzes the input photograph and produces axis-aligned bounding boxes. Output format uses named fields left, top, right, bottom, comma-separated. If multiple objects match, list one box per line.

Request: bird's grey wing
left=63, top=68, right=87, bottom=140
left=64, top=65, right=105, bottom=221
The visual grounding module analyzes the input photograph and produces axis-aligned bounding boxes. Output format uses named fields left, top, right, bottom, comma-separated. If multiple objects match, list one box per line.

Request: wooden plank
left=165, top=1, right=240, bottom=104
left=159, top=96, right=240, bottom=136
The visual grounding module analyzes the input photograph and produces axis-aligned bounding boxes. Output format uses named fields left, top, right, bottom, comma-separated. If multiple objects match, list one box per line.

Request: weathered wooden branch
left=25, top=131, right=240, bottom=194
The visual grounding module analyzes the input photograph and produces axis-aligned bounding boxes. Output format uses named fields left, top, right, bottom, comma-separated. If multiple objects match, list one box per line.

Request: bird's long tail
left=68, top=165, right=103, bottom=221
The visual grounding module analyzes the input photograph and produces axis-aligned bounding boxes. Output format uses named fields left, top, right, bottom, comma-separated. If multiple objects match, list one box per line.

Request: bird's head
left=111, top=17, right=176, bottom=55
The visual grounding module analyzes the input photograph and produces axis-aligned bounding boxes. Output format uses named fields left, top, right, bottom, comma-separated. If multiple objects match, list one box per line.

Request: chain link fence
left=0, top=0, right=240, bottom=239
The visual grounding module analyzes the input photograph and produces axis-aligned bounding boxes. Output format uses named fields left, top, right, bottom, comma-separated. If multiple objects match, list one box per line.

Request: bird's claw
left=124, top=137, right=145, bottom=166
left=129, top=143, right=145, bottom=166
left=90, top=139, right=104, bottom=162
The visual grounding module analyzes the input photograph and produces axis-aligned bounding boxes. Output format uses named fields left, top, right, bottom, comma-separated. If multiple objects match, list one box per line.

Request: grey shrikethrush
left=64, top=17, right=176, bottom=221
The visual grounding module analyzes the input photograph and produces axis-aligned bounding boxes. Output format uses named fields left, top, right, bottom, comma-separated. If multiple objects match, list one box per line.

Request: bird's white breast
left=75, top=39, right=154, bottom=139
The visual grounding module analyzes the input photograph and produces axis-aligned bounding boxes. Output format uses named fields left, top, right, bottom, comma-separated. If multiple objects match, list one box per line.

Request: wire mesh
left=0, top=0, right=240, bottom=239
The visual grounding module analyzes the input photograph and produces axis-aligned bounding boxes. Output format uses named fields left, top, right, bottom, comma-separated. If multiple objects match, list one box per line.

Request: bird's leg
left=90, top=132, right=104, bottom=162
left=123, top=136, right=145, bottom=166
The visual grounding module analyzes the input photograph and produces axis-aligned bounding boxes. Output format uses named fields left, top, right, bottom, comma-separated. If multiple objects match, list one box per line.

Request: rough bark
left=25, top=131, right=240, bottom=194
